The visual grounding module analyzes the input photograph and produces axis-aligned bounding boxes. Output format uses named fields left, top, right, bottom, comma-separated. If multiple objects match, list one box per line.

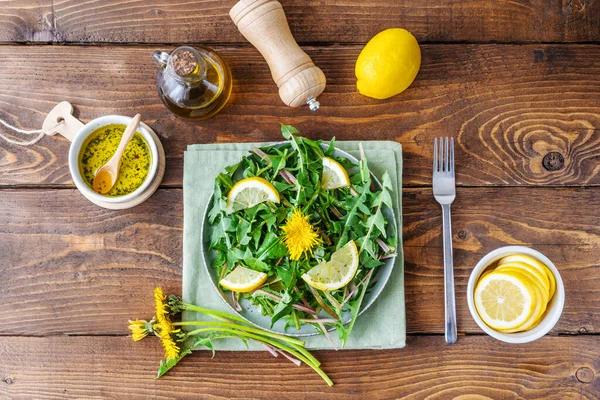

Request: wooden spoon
left=92, top=114, right=142, bottom=195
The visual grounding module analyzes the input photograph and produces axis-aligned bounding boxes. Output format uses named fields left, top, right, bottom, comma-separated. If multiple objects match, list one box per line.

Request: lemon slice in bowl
left=474, top=270, right=537, bottom=331
left=321, top=157, right=350, bottom=190
left=226, top=177, right=280, bottom=213
left=499, top=254, right=556, bottom=299
left=499, top=281, right=546, bottom=333
left=301, top=240, right=359, bottom=291
left=495, top=262, right=550, bottom=304
left=219, top=265, right=268, bottom=293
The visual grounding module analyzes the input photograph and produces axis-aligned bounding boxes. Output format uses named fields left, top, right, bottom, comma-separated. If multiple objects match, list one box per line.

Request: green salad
left=208, top=124, right=397, bottom=346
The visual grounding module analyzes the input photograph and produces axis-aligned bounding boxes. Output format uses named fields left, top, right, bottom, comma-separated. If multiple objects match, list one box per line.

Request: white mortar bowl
left=68, top=115, right=159, bottom=204
left=467, top=246, right=565, bottom=344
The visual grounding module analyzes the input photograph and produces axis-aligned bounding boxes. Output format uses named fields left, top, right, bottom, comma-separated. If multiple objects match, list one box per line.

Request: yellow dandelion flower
left=155, top=321, right=181, bottom=360
left=281, top=208, right=322, bottom=261
left=128, top=319, right=150, bottom=342
left=154, top=287, right=172, bottom=331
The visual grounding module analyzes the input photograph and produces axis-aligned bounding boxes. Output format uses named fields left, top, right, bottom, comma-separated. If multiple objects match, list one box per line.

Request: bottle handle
left=153, top=51, right=170, bottom=69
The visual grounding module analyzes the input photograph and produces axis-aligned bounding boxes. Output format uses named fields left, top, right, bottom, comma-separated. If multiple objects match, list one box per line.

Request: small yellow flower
left=155, top=320, right=181, bottom=360
left=154, top=287, right=173, bottom=331
left=128, top=319, right=150, bottom=342
left=281, top=208, right=322, bottom=261
left=152, top=287, right=180, bottom=359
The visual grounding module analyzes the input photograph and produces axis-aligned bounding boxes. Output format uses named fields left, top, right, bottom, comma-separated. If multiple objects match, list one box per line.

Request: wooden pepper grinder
left=230, top=0, right=326, bottom=110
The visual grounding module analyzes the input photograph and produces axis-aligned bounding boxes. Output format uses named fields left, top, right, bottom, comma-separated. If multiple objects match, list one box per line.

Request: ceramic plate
left=200, top=143, right=397, bottom=336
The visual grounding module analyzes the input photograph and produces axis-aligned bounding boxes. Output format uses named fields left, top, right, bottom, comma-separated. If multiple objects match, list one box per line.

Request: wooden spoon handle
left=110, top=114, right=141, bottom=168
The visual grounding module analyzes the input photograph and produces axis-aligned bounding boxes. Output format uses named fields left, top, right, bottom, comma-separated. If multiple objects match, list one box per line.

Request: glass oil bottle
left=153, top=46, right=232, bottom=120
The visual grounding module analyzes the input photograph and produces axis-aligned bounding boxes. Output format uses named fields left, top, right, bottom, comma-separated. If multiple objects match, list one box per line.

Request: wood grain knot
left=568, top=0, right=590, bottom=13
left=3, top=377, right=14, bottom=384
left=458, top=230, right=468, bottom=240
left=576, top=367, right=594, bottom=383
left=542, top=152, right=564, bottom=171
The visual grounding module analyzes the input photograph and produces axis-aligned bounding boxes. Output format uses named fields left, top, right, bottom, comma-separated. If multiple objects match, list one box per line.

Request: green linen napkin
left=182, top=141, right=405, bottom=350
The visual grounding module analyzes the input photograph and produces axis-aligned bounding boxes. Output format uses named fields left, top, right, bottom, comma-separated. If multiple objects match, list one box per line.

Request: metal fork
left=433, top=137, right=457, bottom=344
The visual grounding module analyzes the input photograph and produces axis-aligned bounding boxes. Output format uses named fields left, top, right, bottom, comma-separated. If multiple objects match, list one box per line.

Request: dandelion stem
left=341, top=269, right=374, bottom=308
left=322, top=290, right=342, bottom=311
left=292, top=309, right=301, bottom=331
left=301, top=186, right=321, bottom=214
left=300, top=318, right=338, bottom=324
left=174, top=320, right=305, bottom=347
left=306, top=285, right=338, bottom=319
left=185, top=327, right=332, bottom=386
left=180, top=303, right=249, bottom=324
left=252, top=290, right=317, bottom=315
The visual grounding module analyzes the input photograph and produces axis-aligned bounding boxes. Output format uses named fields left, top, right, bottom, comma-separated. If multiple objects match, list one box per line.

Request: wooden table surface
left=0, top=1, right=599, bottom=399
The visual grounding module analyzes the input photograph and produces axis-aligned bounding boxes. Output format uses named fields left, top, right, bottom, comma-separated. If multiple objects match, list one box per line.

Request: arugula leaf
left=192, top=337, right=215, bottom=357
left=276, top=259, right=296, bottom=289
left=336, top=182, right=369, bottom=249
left=336, top=270, right=373, bottom=347
left=325, top=137, right=336, bottom=156
left=256, top=232, right=287, bottom=261
left=280, top=123, right=299, bottom=138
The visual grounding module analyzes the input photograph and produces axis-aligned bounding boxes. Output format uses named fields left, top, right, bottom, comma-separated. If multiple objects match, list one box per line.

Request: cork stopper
left=172, top=50, right=197, bottom=76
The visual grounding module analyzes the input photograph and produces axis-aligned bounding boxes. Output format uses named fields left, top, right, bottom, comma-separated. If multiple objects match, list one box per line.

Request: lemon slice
left=495, top=262, right=550, bottom=304
left=225, top=177, right=280, bottom=213
left=301, top=240, right=359, bottom=291
left=321, top=157, right=350, bottom=190
left=499, top=254, right=556, bottom=299
left=497, top=275, right=545, bottom=333
left=474, top=270, right=536, bottom=330
left=219, top=265, right=268, bottom=293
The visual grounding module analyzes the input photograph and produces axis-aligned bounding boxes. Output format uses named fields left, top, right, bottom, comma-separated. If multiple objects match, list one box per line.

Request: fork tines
left=433, top=137, right=455, bottom=176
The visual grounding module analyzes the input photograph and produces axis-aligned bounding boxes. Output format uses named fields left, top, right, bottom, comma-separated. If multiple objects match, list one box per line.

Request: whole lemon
left=355, top=28, right=421, bottom=99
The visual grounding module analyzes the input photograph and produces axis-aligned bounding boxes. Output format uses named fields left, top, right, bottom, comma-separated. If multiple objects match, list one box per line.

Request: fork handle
left=442, top=204, right=457, bottom=344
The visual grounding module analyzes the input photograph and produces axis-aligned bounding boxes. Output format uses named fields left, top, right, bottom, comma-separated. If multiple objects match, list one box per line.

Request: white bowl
left=466, top=246, right=565, bottom=344
left=68, top=115, right=159, bottom=204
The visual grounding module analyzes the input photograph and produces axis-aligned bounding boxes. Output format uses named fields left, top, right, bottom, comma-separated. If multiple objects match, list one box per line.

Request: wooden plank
left=0, top=44, right=598, bottom=187
left=0, top=335, right=598, bottom=398
left=1, top=187, right=599, bottom=336
left=0, top=1, right=54, bottom=42
left=1, top=0, right=599, bottom=44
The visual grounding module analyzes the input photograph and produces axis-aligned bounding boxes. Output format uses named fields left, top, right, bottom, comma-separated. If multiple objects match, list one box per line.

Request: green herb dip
left=79, top=124, right=151, bottom=197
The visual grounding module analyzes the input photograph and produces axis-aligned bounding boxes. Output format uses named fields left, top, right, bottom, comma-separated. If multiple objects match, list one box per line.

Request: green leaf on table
left=156, top=347, right=192, bottom=379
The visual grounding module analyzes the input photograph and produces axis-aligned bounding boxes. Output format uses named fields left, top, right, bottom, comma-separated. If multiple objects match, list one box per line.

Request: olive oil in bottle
left=153, top=46, right=232, bottom=120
